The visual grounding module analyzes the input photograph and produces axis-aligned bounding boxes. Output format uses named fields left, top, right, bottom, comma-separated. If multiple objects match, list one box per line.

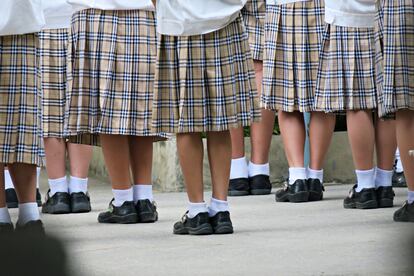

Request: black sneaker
left=70, top=192, right=92, bottom=213
left=392, top=171, right=407, bottom=187
left=15, top=220, right=46, bottom=236
left=98, top=200, right=138, bottom=224
left=307, top=179, right=324, bottom=201
left=136, top=199, right=158, bottom=223
left=275, top=179, right=309, bottom=203
left=173, top=212, right=213, bottom=235
left=36, top=188, right=42, bottom=207
left=376, top=186, right=395, bottom=208
left=249, top=175, right=272, bottom=195
left=343, top=185, right=378, bottom=209
left=209, top=211, right=233, bottom=234
left=6, top=188, right=18, bottom=209
left=0, top=223, right=14, bottom=234
left=393, top=201, right=414, bottom=222
left=42, top=191, right=71, bottom=214
left=228, top=178, right=249, bottom=196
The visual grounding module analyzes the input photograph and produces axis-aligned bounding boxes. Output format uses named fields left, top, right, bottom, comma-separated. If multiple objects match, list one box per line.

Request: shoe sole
left=250, top=189, right=272, bottom=195
left=71, top=202, right=92, bottom=213
left=344, top=200, right=378, bottom=209
left=138, top=212, right=158, bottom=223
left=276, top=191, right=309, bottom=203
left=173, top=223, right=213, bottom=235
left=308, top=191, right=323, bottom=202
left=98, top=213, right=138, bottom=224
left=42, top=203, right=71, bottom=214
left=6, top=202, right=18, bottom=209
left=213, top=223, right=234, bottom=235
left=228, top=190, right=249, bottom=196
left=378, top=198, right=394, bottom=208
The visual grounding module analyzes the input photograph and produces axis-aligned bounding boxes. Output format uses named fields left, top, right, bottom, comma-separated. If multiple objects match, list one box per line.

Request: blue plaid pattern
left=261, top=0, right=325, bottom=112
left=0, top=34, right=44, bottom=166
left=241, top=0, right=266, bottom=61
left=152, top=16, right=261, bottom=134
left=65, top=9, right=164, bottom=141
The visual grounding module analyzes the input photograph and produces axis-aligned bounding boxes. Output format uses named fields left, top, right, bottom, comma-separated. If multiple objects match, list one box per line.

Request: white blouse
left=42, top=0, right=73, bottom=30
left=325, top=0, right=377, bottom=28
left=156, top=0, right=247, bottom=36
left=266, top=0, right=310, bottom=5
left=66, top=0, right=155, bottom=12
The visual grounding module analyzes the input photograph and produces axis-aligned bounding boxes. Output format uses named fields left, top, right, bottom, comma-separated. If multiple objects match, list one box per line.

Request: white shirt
left=42, top=0, right=73, bottom=30
left=325, top=0, right=377, bottom=28
left=66, top=0, right=155, bottom=12
left=266, top=0, right=310, bottom=5
left=0, top=0, right=45, bottom=36
left=156, top=0, right=247, bottom=36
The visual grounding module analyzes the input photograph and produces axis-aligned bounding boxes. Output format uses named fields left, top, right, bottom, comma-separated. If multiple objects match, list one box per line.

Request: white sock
left=133, top=184, right=153, bottom=203
left=112, top=187, right=133, bottom=207
left=69, top=176, right=88, bottom=194
left=408, top=191, right=414, bottom=204
left=48, top=176, right=68, bottom=196
left=4, top=169, right=14, bottom=190
left=375, top=167, right=393, bottom=188
left=289, top=167, right=307, bottom=185
left=36, top=167, right=41, bottom=189
left=307, top=167, right=324, bottom=183
left=208, top=198, right=229, bottom=217
left=395, top=149, right=404, bottom=173
left=248, top=162, right=270, bottom=177
left=187, top=201, right=208, bottom=218
left=230, top=157, right=248, bottom=179
left=355, top=168, right=376, bottom=192
left=18, top=202, right=40, bottom=225
left=0, top=207, right=12, bottom=224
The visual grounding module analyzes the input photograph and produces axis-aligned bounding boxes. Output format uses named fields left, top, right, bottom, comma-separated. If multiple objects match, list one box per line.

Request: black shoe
left=275, top=179, right=309, bottom=203
left=36, top=188, right=42, bottom=207
left=15, top=220, right=46, bottom=236
left=228, top=178, right=249, bottom=196
left=136, top=199, right=158, bottom=223
left=307, top=179, right=325, bottom=201
left=209, top=211, right=233, bottom=234
left=343, top=185, right=378, bottom=209
left=392, top=171, right=407, bottom=187
left=376, top=186, right=395, bottom=208
left=173, top=212, right=213, bottom=235
left=0, top=223, right=14, bottom=234
left=393, top=201, right=414, bottom=222
left=6, top=188, right=18, bottom=209
left=249, top=175, right=272, bottom=195
left=98, top=200, right=138, bottom=224
left=70, top=192, right=92, bottom=213
left=42, top=191, right=71, bottom=214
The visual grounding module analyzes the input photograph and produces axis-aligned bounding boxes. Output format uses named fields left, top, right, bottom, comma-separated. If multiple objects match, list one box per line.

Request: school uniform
left=241, top=0, right=266, bottom=61
left=261, top=0, right=325, bottom=112
left=152, top=0, right=261, bottom=134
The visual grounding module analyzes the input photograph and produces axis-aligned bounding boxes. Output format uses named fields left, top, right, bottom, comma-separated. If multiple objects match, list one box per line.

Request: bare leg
left=396, top=110, right=414, bottom=191
left=67, top=143, right=93, bottom=178
left=43, top=138, right=66, bottom=179
left=375, top=119, right=397, bottom=170
left=309, top=112, right=336, bottom=170
left=129, top=136, right=153, bottom=185
left=8, top=163, right=37, bottom=203
left=207, top=131, right=232, bottom=201
left=0, top=164, right=5, bottom=208
left=230, top=127, right=245, bottom=159
left=278, top=111, right=306, bottom=167
left=177, top=133, right=204, bottom=203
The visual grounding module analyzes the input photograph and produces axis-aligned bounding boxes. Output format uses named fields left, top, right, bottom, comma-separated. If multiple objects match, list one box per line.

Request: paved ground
left=9, top=177, right=414, bottom=276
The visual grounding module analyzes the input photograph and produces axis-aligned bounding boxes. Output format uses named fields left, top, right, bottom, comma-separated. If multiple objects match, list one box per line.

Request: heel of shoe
left=139, top=212, right=158, bottom=223
left=189, top=223, right=213, bottom=235
left=290, top=191, right=309, bottom=203
left=308, top=191, right=323, bottom=202
left=379, top=198, right=394, bottom=208
left=72, top=202, right=92, bottom=213
left=356, top=200, right=378, bottom=209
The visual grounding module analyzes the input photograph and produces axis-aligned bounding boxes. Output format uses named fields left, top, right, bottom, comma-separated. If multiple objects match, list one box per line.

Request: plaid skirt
left=377, top=0, right=414, bottom=117
left=241, top=0, right=266, bottom=61
left=65, top=9, right=164, bottom=140
left=0, top=34, right=44, bottom=166
left=261, top=0, right=325, bottom=112
left=152, top=16, right=261, bottom=134
left=313, top=25, right=380, bottom=112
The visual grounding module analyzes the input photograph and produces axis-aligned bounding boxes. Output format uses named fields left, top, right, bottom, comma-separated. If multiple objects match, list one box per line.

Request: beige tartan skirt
left=152, top=16, right=261, bottom=134
left=241, top=0, right=266, bottom=61
left=0, top=34, right=44, bottom=166
left=65, top=9, right=164, bottom=140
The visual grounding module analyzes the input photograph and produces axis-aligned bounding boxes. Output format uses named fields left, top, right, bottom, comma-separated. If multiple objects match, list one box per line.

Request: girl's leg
left=0, top=164, right=12, bottom=228
left=67, top=143, right=93, bottom=195
left=43, top=138, right=68, bottom=197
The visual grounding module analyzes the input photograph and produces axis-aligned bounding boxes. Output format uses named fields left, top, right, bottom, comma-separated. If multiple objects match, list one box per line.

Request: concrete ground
left=9, top=177, right=414, bottom=276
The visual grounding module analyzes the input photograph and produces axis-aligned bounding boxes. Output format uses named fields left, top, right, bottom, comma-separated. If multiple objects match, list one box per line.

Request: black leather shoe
left=394, top=201, right=414, bottom=222
left=173, top=212, right=213, bottom=235
left=376, top=186, right=395, bottom=208
left=6, top=188, right=18, bottom=209
left=36, top=188, right=42, bottom=207
left=98, top=200, right=138, bottom=224
left=343, top=185, right=378, bottom=209
left=136, top=199, right=158, bottom=223
left=0, top=223, right=14, bottom=234
left=15, top=220, right=45, bottom=236
left=275, top=179, right=309, bottom=203
left=307, top=179, right=324, bottom=201
left=209, top=211, right=233, bottom=234
left=42, top=191, right=71, bottom=214
left=228, top=178, right=249, bottom=196
left=71, top=192, right=92, bottom=213
left=249, top=175, right=272, bottom=195
left=392, top=171, right=407, bottom=187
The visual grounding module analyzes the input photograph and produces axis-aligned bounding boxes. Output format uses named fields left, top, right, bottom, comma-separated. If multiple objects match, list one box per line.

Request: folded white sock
left=112, top=187, right=133, bottom=207
left=187, top=201, right=208, bottom=218
left=230, top=157, right=248, bottom=180
left=4, top=169, right=14, bottom=190
left=48, top=176, right=68, bottom=196
left=307, top=168, right=324, bottom=183
left=36, top=167, right=41, bottom=189
left=18, top=202, right=40, bottom=225
left=408, top=190, right=414, bottom=204
left=133, top=184, right=153, bottom=203
left=69, top=176, right=88, bottom=194
left=208, top=198, right=229, bottom=217
left=289, top=167, right=307, bottom=185
left=355, top=168, right=376, bottom=192
left=375, top=167, right=393, bottom=188
left=0, top=207, right=12, bottom=224
left=248, top=162, right=270, bottom=177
